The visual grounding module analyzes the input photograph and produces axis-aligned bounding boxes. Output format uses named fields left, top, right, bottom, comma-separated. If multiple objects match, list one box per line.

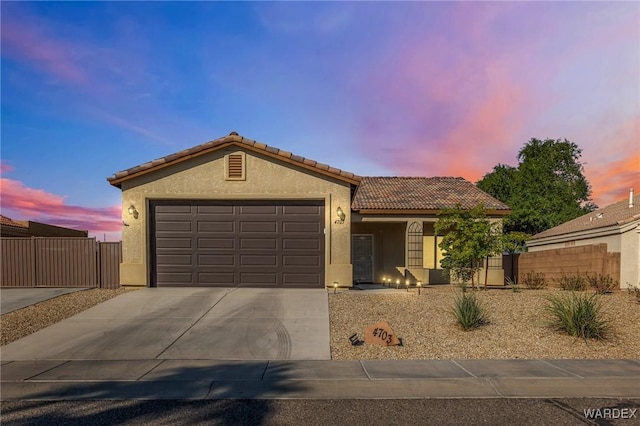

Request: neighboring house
left=107, top=132, right=510, bottom=288
left=0, top=215, right=88, bottom=238
left=525, top=191, right=640, bottom=289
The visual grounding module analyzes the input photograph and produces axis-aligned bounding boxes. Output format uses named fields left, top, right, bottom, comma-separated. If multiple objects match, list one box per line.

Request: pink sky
left=1, top=2, right=637, bottom=240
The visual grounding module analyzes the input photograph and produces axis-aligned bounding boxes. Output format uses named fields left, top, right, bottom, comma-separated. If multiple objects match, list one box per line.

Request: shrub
left=586, top=273, right=617, bottom=294
left=545, top=292, right=610, bottom=340
left=522, top=272, right=547, bottom=289
left=452, top=293, right=488, bottom=330
left=506, top=276, right=520, bottom=293
left=627, top=283, right=640, bottom=302
left=555, top=274, right=587, bottom=291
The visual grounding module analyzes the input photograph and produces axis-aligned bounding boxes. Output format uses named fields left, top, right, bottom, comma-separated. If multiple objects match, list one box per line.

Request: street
left=2, top=398, right=639, bottom=426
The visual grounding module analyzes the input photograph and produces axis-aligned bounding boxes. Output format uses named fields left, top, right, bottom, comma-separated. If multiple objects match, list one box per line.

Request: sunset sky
left=1, top=2, right=638, bottom=241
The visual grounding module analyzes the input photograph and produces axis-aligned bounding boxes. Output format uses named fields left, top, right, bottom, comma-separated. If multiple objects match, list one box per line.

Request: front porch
left=350, top=215, right=505, bottom=287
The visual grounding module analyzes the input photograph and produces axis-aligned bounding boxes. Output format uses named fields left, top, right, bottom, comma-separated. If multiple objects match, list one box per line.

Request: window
left=225, top=152, right=245, bottom=180
left=407, top=222, right=423, bottom=268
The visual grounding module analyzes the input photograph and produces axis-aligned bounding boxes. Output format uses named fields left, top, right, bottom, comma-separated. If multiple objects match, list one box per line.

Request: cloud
left=0, top=177, right=123, bottom=238
left=1, top=12, right=88, bottom=86
left=254, top=3, right=353, bottom=34
left=0, top=161, right=15, bottom=174
left=348, top=2, right=638, bottom=210
left=351, top=6, right=532, bottom=181
left=584, top=117, right=640, bottom=207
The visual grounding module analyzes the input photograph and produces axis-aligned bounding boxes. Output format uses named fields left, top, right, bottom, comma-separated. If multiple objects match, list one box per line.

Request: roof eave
left=528, top=219, right=640, bottom=246
left=108, top=140, right=361, bottom=188
left=354, top=208, right=511, bottom=216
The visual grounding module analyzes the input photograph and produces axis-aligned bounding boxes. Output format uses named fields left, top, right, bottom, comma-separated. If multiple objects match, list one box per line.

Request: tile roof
left=0, top=215, right=28, bottom=228
left=108, top=132, right=362, bottom=187
left=531, top=193, right=640, bottom=240
left=351, top=177, right=511, bottom=212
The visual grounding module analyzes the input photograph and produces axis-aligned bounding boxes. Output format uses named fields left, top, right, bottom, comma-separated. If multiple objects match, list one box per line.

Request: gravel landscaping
left=330, top=286, right=640, bottom=360
left=0, top=288, right=136, bottom=346
left=2, top=285, right=639, bottom=361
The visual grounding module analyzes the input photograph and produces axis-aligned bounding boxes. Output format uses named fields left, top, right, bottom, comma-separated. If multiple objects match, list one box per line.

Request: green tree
left=435, top=204, right=502, bottom=290
left=477, top=138, right=596, bottom=235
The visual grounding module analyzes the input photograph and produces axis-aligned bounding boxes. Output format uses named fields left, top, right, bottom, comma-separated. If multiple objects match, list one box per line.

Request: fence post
left=31, top=237, right=38, bottom=287
left=97, top=241, right=102, bottom=288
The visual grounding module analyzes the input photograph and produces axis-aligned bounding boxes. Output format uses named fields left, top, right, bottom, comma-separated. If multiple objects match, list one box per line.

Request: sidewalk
left=2, top=359, right=639, bottom=400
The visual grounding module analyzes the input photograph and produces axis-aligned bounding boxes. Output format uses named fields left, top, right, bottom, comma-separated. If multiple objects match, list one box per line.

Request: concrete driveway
left=0, top=288, right=330, bottom=361
left=1, top=288, right=88, bottom=314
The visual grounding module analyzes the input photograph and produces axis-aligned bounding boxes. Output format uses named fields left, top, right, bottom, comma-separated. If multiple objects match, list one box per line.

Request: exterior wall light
left=335, top=206, right=346, bottom=224
left=127, top=205, right=139, bottom=219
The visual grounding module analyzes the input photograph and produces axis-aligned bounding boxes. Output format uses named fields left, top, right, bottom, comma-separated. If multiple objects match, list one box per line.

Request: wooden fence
left=1, top=238, right=121, bottom=288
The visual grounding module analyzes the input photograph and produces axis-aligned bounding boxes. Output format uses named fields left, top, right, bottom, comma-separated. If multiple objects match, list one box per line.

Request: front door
left=352, top=234, right=373, bottom=283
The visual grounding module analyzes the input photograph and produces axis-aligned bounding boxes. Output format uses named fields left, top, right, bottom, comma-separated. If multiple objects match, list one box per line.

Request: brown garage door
left=151, top=200, right=325, bottom=288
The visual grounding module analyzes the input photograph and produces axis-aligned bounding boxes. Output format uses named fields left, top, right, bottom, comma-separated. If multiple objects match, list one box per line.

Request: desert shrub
left=555, top=274, right=587, bottom=291
left=506, top=276, right=520, bottom=293
left=545, top=292, right=610, bottom=340
left=586, top=273, right=617, bottom=294
left=452, top=293, right=488, bottom=330
left=627, top=283, right=640, bottom=302
left=522, top=272, right=547, bottom=289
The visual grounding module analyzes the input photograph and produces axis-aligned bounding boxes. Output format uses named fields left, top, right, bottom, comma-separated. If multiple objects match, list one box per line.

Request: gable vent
left=226, top=152, right=245, bottom=180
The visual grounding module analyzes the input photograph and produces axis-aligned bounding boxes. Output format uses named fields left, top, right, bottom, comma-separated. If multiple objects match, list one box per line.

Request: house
left=0, top=215, right=88, bottom=238
left=107, top=132, right=510, bottom=288
left=524, top=190, right=640, bottom=289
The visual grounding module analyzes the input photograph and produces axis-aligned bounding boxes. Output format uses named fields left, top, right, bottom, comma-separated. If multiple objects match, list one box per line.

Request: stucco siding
left=620, top=225, right=640, bottom=288
left=119, top=148, right=352, bottom=287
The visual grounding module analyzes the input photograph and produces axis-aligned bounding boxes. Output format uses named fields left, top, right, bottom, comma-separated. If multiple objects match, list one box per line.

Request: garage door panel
left=198, top=272, right=235, bottom=284
left=198, top=221, right=234, bottom=232
left=283, top=205, right=322, bottom=215
left=198, top=238, right=235, bottom=249
left=282, top=221, right=321, bottom=233
left=156, top=221, right=192, bottom=232
left=283, top=255, right=322, bottom=266
left=198, top=205, right=234, bottom=214
left=156, top=255, right=192, bottom=265
left=282, top=238, right=320, bottom=250
left=157, top=205, right=192, bottom=214
left=240, top=205, right=277, bottom=215
left=156, top=238, right=193, bottom=249
left=199, top=254, right=236, bottom=266
left=240, top=238, right=278, bottom=250
left=240, top=221, right=277, bottom=233
left=152, top=200, right=324, bottom=288
left=240, top=255, right=278, bottom=266
left=157, top=272, right=193, bottom=284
